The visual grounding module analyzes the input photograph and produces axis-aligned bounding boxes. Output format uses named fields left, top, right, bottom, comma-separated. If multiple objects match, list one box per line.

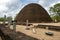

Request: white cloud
left=0, top=0, right=23, bottom=18
left=0, top=5, right=7, bottom=11
left=38, top=0, right=60, bottom=15
left=0, top=0, right=10, bottom=4
left=0, top=0, right=60, bottom=18
left=0, top=0, right=10, bottom=12
left=0, top=0, right=38, bottom=18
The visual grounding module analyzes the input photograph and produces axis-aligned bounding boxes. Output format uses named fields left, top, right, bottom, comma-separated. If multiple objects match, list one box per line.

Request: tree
left=0, top=16, right=12, bottom=21
left=0, top=17, right=5, bottom=21
left=14, top=14, right=18, bottom=20
left=49, top=3, right=60, bottom=22
left=6, top=16, right=12, bottom=21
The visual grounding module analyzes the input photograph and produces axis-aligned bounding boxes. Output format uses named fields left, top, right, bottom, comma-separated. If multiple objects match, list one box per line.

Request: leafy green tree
left=14, top=14, right=18, bottom=20
left=6, top=16, right=12, bottom=21
left=0, top=16, right=12, bottom=21
left=0, top=17, right=5, bottom=21
left=49, top=3, right=60, bottom=22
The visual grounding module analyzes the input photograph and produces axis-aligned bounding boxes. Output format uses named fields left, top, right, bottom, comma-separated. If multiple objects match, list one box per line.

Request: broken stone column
left=26, top=19, right=28, bottom=26
left=25, top=19, right=30, bottom=30
left=32, top=27, right=36, bottom=34
left=55, top=19, right=57, bottom=22
left=45, top=26, right=53, bottom=36
left=8, top=20, right=11, bottom=28
left=8, top=16, right=12, bottom=28
left=46, top=26, right=49, bottom=32
left=32, top=25, right=36, bottom=34
left=3, top=15, right=6, bottom=25
left=46, top=26, right=49, bottom=30
left=13, top=21, right=16, bottom=32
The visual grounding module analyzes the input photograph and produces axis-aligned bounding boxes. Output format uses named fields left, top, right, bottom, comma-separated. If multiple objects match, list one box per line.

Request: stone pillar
left=3, top=15, right=6, bottom=25
left=55, top=19, right=57, bottom=22
left=13, top=21, right=16, bottom=32
left=32, top=28, right=36, bottom=34
left=46, top=26, right=49, bottom=32
left=46, top=26, right=49, bottom=30
left=32, top=25, right=36, bottom=34
left=8, top=20, right=11, bottom=28
left=26, top=19, right=28, bottom=26
left=25, top=19, right=29, bottom=30
left=8, top=16, right=12, bottom=28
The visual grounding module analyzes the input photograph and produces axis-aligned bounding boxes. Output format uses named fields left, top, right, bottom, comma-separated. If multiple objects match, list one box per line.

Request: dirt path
left=0, top=37, right=2, bottom=40
left=10, top=25, right=60, bottom=40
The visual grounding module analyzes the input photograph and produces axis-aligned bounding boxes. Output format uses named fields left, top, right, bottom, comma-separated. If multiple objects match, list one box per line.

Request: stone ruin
left=15, top=3, right=52, bottom=24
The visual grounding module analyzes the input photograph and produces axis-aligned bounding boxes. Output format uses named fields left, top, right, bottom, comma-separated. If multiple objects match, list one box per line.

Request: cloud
left=38, top=0, right=60, bottom=15
left=0, top=0, right=39, bottom=18
left=0, top=0, right=23, bottom=17
left=0, top=0, right=60, bottom=18
left=0, top=0, right=10, bottom=4
left=38, top=0, right=60, bottom=7
left=0, top=5, right=7, bottom=12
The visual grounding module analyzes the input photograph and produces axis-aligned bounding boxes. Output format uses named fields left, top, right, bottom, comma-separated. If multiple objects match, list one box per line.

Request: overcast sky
left=0, top=0, right=60, bottom=18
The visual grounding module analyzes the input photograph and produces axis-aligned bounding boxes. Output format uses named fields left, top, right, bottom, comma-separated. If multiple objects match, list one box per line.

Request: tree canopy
left=0, top=16, right=12, bottom=21
left=49, top=3, right=60, bottom=22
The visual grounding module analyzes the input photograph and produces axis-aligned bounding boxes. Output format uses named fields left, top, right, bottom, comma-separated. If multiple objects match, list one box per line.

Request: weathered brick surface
left=15, top=3, right=52, bottom=24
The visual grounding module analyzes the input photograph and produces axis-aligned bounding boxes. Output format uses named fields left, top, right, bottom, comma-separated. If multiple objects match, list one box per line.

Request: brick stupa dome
left=15, top=3, right=52, bottom=24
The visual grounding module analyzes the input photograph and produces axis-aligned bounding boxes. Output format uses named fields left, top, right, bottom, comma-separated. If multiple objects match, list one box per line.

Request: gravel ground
left=0, top=37, right=2, bottom=40
left=9, top=24, right=60, bottom=40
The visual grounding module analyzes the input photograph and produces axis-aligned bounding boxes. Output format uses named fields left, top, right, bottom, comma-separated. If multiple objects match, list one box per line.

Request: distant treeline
left=49, top=3, right=60, bottom=22
left=0, top=16, right=12, bottom=21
